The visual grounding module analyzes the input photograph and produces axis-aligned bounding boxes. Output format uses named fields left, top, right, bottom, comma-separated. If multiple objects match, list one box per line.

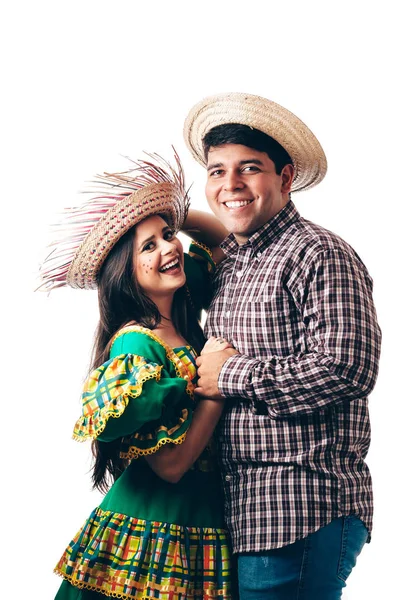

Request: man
left=183, top=93, right=381, bottom=599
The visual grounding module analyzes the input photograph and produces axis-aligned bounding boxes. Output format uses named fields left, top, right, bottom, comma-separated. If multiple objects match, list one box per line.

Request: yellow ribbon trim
left=120, top=430, right=187, bottom=460
left=54, top=570, right=231, bottom=600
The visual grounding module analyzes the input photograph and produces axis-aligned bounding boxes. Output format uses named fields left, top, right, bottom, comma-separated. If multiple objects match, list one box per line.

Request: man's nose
left=223, top=170, right=244, bottom=192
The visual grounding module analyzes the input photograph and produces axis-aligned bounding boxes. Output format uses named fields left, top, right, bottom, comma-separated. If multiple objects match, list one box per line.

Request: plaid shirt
left=204, top=200, right=381, bottom=553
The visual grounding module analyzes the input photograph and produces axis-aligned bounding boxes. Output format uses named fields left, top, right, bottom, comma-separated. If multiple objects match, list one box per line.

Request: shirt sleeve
left=218, top=248, right=382, bottom=418
left=73, top=330, right=192, bottom=457
left=184, top=242, right=216, bottom=313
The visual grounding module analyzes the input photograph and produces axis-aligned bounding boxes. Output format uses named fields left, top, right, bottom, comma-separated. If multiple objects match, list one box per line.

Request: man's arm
left=196, top=249, right=381, bottom=417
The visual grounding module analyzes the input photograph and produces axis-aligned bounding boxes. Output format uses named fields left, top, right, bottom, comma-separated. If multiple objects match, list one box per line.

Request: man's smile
left=222, top=199, right=254, bottom=209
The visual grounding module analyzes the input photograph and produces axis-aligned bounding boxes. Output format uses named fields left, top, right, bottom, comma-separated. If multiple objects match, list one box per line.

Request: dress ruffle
left=118, top=408, right=190, bottom=460
left=73, top=354, right=163, bottom=442
left=55, top=507, right=232, bottom=599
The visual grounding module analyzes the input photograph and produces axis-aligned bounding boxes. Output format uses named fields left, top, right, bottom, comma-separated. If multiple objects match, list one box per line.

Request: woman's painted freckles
left=133, top=215, right=185, bottom=301
left=144, top=257, right=152, bottom=274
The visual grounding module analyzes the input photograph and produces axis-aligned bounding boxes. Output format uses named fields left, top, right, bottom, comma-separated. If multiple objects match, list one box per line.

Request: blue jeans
left=237, top=516, right=368, bottom=600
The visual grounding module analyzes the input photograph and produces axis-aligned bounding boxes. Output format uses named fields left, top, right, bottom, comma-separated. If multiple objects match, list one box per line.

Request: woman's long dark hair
left=90, top=224, right=205, bottom=493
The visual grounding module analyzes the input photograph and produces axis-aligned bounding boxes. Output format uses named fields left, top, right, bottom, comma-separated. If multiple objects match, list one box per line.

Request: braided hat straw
left=183, top=92, right=327, bottom=193
left=38, top=150, right=189, bottom=291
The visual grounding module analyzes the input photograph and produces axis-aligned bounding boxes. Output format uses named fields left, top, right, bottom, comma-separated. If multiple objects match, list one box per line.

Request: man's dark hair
left=203, top=124, right=293, bottom=175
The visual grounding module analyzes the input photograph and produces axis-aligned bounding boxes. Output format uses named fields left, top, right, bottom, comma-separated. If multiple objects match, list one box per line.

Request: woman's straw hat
left=183, top=92, right=327, bottom=193
left=38, top=151, right=189, bottom=291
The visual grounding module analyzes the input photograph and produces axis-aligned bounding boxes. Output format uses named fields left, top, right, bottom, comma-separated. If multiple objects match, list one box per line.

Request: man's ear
left=281, top=164, right=295, bottom=194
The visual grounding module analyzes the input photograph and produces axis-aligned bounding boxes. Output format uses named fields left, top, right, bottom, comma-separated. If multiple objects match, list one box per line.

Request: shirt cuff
left=218, top=353, right=260, bottom=399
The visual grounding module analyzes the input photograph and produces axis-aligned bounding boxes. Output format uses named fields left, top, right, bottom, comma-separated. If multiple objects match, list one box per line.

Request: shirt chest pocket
left=236, top=288, right=302, bottom=356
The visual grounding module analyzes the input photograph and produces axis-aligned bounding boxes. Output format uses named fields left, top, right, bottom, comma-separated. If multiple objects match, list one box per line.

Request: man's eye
left=209, top=170, right=223, bottom=177
left=242, top=165, right=260, bottom=173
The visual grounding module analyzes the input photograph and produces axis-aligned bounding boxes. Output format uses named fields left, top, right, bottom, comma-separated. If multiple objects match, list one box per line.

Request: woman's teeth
left=159, top=258, right=179, bottom=272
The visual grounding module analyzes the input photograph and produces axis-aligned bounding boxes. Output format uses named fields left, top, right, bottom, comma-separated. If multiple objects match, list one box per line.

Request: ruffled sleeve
left=184, top=241, right=216, bottom=312
left=72, top=328, right=194, bottom=459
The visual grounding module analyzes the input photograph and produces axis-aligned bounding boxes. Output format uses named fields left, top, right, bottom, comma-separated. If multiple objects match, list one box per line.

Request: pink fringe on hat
left=37, top=149, right=189, bottom=291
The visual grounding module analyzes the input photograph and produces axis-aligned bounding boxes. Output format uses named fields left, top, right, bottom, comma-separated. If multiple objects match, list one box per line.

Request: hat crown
left=183, top=92, right=327, bottom=193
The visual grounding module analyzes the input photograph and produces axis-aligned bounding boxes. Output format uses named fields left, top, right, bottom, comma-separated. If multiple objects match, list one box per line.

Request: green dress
left=54, top=252, right=233, bottom=600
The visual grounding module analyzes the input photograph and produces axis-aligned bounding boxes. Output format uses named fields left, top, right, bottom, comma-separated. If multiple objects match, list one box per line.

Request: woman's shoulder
left=110, top=324, right=180, bottom=365
left=110, top=324, right=163, bottom=357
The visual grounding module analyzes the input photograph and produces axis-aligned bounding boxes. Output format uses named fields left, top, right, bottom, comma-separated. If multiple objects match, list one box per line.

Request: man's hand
left=195, top=348, right=238, bottom=399
left=201, top=335, right=233, bottom=355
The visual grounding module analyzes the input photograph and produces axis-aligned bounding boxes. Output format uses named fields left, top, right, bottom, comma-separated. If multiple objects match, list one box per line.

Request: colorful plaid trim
left=73, top=354, right=163, bottom=441
left=55, top=507, right=232, bottom=599
left=174, top=346, right=197, bottom=384
left=110, top=326, right=196, bottom=399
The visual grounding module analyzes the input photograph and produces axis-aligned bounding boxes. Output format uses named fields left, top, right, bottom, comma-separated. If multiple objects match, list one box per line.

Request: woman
left=39, top=151, right=234, bottom=599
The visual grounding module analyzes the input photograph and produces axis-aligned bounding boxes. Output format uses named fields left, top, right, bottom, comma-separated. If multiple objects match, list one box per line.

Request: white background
left=1, top=1, right=399, bottom=598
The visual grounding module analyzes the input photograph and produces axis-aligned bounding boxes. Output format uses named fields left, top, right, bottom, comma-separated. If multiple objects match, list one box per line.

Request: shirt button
left=225, top=311, right=231, bottom=317
left=236, top=271, right=242, bottom=278
left=257, top=251, right=262, bottom=258
left=225, top=475, right=232, bottom=482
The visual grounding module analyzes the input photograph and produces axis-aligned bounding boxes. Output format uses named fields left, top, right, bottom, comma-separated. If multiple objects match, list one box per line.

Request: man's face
left=205, top=144, right=294, bottom=244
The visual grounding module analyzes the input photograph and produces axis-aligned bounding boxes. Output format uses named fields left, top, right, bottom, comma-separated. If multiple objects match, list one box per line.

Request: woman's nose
left=160, top=239, right=176, bottom=254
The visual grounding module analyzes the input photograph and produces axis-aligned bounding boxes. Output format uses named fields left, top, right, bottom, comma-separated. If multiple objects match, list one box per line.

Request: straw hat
left=183, top=92, right=327, bottom=193
left=38, top=151, right=189, bottom=291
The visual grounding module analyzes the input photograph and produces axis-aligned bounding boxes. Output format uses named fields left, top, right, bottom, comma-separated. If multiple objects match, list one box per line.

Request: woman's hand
left=201, top=336, right=234, bottom=355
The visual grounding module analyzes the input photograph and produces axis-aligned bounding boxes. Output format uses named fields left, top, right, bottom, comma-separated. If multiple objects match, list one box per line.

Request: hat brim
left=183, top=92, right=327, bottom=193
left=67, top=182, right=186, bottom=290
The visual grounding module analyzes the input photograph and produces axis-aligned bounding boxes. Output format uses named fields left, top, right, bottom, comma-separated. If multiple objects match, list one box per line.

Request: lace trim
left=73, top=362, right=163, bottom=442
left=54, top=572, right=130, bottom=599
left=189, top=240, right=216, bottom=273
left=110, top=326, right=195, bottom=398
left=55, top=570, right=231, bottom=599
left=120, top=429, right=187, bottom=460
left=190, top=239, right=213, bottom=259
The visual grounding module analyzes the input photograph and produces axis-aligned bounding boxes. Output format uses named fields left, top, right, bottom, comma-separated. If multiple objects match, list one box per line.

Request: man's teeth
left=160, top=258, right=179, bottom=272
left=224, top=200, right=252, bottom=208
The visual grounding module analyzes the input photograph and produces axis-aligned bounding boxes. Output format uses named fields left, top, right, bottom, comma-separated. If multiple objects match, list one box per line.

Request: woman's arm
left=181, top=209, right=228, bottom=265
left=98, top=328, right=225, bottom=483
left=144, top=398, right=224, bottom=483
left=144, top=337, right=233, bottom=483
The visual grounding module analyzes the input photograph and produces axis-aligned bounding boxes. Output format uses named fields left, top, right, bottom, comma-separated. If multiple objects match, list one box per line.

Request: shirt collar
left=220, top=200, right=301, bottom=257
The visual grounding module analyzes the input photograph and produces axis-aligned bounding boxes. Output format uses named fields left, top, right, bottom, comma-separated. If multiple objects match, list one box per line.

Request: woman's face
left=133, top=215, right=185, bottom=302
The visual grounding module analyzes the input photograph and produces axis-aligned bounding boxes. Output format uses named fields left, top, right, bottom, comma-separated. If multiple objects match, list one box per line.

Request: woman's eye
left=143, top=242, right=155, bottom=251
left=164, top=230, right=175, bottom=240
